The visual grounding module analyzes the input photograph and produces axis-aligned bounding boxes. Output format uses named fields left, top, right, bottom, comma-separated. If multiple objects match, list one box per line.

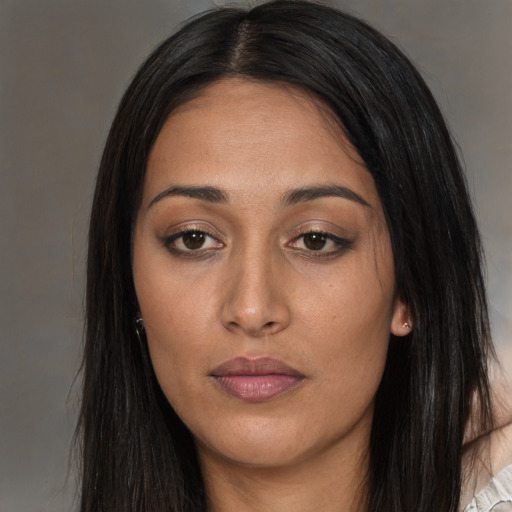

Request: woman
left=77, top=1, right=512, bottom=510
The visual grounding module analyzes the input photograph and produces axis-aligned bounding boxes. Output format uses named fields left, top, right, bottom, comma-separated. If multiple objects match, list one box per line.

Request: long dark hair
left=77, top=1, right=494, bottom=510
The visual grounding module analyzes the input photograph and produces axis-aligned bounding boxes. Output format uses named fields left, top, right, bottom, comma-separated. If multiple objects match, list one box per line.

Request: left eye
left=288, top=232, right=351, bottom=254
left=165, top=230, right=223, bottom=253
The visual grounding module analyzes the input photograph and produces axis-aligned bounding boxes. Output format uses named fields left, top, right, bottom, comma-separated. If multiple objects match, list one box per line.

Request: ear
left=390, top=298, right=413, bottom=337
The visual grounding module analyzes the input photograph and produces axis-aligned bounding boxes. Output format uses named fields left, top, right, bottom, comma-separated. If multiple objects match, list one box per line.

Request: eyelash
left=163, top=228, right=353, bottom=259
left=287, top=230, right=354, bottom=258
left=163, top=227, right=224, bottom=259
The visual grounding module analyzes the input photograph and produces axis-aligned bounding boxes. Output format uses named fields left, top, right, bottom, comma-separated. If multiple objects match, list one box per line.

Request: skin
left=132, top=79, right=411, bottom=512
left=460, top=382, right=512, bottom=510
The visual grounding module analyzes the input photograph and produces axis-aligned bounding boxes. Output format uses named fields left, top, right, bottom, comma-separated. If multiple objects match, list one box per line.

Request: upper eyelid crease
left=164, top=229, right=351, bottom=255
left=290, top=232, right=353, bottom=246
left=164, top=227, right=221, bottom=243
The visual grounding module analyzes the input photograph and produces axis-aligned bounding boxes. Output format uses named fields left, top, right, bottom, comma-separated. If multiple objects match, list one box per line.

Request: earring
left=402, top=319, right=412, bottom=330
left=134, top=313, right=144, bottom=338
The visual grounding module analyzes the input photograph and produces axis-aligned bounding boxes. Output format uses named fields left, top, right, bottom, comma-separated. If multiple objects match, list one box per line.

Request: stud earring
left=402, top=319, right=412, bottom=330
left=134, top=313, right=144, bottom=338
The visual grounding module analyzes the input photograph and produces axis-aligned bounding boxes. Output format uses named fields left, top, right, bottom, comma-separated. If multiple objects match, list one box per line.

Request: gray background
left=1, top=1, right=511, bottom=510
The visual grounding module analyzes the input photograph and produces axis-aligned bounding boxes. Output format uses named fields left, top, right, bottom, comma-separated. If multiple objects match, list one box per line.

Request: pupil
left=304, top=233, right=326, bottom=250
left=183, top=232, right=205, bottom=249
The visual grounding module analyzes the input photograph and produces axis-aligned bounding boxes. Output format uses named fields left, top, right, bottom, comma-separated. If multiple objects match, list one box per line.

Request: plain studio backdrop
left=1, top=1, right=511, bottom=510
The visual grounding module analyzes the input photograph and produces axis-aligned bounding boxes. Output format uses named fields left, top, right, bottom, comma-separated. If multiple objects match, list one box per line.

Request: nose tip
left=220, top=259, right=291, bottom=338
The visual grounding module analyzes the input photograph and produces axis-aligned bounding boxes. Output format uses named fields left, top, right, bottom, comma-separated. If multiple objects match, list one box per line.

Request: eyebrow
left=148, top=185, right=229, bottom=210
left=281, top=184, right=370, bottom=208
left=147, top=183, right=370, bottom=210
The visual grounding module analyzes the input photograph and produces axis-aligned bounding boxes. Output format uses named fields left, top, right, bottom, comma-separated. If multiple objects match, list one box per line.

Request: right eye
left=164, top=229, right=224, bottom=256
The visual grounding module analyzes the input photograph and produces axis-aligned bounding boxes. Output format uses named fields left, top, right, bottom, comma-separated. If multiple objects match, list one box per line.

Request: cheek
left=134, top=239, right=215, bottom=340
left=132, top=251, right=215, bottom=399
left=296, top=264, right=393, bottom=405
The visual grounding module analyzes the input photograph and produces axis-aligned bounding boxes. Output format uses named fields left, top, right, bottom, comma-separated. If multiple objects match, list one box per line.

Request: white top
left=463, top=463, right=512, bottom=512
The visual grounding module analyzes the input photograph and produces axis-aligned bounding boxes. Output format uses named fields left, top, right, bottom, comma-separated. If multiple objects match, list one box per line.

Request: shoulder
left=460, top=381, right=512, bottom=511
left=461, top=461, right=512, bottom=512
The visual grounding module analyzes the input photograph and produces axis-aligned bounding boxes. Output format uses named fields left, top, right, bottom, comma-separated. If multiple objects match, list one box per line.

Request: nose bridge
left=221, top=238, right=290, bottom=336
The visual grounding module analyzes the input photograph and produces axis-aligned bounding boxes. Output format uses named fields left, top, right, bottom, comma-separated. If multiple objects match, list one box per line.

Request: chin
left=193, top=414, right=314, bottom=468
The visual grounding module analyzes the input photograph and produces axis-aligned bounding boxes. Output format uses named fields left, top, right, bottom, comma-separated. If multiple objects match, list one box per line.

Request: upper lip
left=210, top=357, right=304, bottom=377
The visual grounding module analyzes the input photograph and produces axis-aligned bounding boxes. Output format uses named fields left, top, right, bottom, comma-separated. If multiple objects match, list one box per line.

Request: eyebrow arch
left=281, top=184, right=371, bottom=208
left=148, top=185, right=229, bottom=210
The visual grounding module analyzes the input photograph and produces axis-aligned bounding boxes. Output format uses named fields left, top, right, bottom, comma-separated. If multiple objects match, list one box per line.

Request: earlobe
left=390, top=299, right=413, bottom=336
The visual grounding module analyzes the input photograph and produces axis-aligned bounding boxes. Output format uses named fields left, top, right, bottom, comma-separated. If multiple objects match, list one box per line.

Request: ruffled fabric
left=463, top=463, right=512, bottom=511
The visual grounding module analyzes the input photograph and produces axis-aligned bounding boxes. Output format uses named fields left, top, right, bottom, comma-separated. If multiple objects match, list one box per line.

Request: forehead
left=144, top=79, right=381, bottom=212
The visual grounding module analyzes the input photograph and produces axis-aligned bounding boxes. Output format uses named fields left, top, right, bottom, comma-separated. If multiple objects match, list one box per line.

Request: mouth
left=210, top=357, right=305, bottom=403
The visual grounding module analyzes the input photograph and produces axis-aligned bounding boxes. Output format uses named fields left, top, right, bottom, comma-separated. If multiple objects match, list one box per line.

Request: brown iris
left=303, top=233, right=327, bottom=250
left=182, top=231, right=206, bottom=250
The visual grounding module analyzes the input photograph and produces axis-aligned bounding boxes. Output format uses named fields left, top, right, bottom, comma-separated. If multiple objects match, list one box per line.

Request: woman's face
left=133, top=79, right=409, bottom=470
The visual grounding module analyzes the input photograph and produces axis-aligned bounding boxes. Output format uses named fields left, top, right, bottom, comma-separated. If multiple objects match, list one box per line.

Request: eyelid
left=162, top=223, right=225, bottom=257
left=162, top=221, right=224, bottom=242
left=165, top=228, right=221, bottom=245
left=285, top=224, right=355, bottom=256
left=286, top=221, right=355, bottom=242
left=288, top=231, right=353, bottom=249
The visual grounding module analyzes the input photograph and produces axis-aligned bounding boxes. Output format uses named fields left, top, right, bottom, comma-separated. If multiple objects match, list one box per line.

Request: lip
left=210, top=357, right=305, bottom=402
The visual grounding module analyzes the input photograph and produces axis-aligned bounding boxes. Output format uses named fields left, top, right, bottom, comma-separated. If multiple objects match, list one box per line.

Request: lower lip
left=213, top=375, right=303, bottom=402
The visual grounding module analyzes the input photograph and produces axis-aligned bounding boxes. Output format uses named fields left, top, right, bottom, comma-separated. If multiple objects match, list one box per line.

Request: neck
left=199, top=427, right=370, bottom=512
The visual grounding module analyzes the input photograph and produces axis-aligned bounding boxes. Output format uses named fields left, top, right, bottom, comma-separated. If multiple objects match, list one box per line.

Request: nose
left=220, top=248, right=291, bottom=337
